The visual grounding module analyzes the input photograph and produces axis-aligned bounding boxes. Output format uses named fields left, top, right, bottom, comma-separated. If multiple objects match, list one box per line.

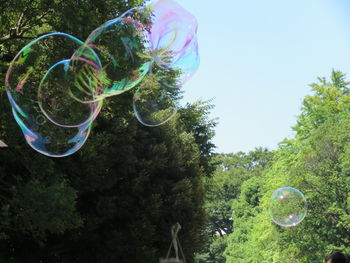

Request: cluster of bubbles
left=4, top=0, right=308, bottom=229
left=4, top=0, right=199, bottom=158
left=269, top=187, right=308, bottom=227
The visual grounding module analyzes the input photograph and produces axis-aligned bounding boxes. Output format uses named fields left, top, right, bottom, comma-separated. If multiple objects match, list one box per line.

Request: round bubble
left=269, top=187, right=307, bottom=227
left=72, top=9, right=151, bottom=102
left=4, top=0, right=201, bottom=157
left=5, top=32, right=98, bottom=157
left=133, top=73, right=177, bottom=127
left=38, top=57, right=103, bottom=127
left=147, top=0, right=200, bottom=85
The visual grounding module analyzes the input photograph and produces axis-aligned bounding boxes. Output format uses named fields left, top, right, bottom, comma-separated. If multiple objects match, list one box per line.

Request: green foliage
left=12, top=176, right=82, bottom=240
left=195, top=149, right=273, bottom=263
left=225, top=70, right=350, bottom=263
left=294, top=70, right=350, bottom=140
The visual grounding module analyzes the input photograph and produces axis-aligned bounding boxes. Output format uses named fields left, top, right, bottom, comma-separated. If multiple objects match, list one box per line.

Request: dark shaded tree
left=0, top=1, right=217, bottom=262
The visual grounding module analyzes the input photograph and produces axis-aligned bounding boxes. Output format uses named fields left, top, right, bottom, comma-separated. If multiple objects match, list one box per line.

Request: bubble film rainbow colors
left=4, top=0, right=200, bottom=157
left=269, top=187, right=307, bottom=227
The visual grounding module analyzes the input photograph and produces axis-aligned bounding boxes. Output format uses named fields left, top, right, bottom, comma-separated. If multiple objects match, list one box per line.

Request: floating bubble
left=38, top=58, right=103, bottom=127
left=269, top=187, right=307, bottom=227
left=5, top=32, right=98, bottom=157
left=148, top=0, right=200, bottom=85
left=4, top=0, right=200, bottom=157
left=131, top=0, right=199, bottom=126
left=9, top=101, right=92, bottom=157
left=133, top=72, right=177, bottom=127
left=73, top=10, right=151, bottom=102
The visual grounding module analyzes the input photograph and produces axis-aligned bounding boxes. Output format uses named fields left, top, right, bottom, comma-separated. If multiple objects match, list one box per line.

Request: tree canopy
left=0, top=1, right=217, bottom=262
left=224, top=70, right=350, bottom=263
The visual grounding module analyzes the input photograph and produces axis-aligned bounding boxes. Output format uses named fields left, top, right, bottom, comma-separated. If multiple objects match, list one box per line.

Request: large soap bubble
left=148, top=0, right=200, bottom=85
left=131, top=0, right=199, bottom=126
left=133, top=72, right=177, bottom=127
left=38, top=57, right=103, bottom=127
left=4, top=0, right=200, bottom=157
left=72, top=9, right=152, bottom=102
left=5, top=33, right=100, bottom=157
left=269, top=187, right=307, bottom=227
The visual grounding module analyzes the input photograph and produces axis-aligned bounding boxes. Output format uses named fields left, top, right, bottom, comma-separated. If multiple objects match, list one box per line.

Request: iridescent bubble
left=9, top=100, right=92, bottom=157
left=131, top=0, right=199, bottom=126
left=5, top=32, right=97, bottom=157
left=38, top=58, right=103, bottom=127
left=269, top=187, right=307, bottom=227
left=133, top=72, right=177, bottom=127
left=4, top=0, right=201, bottom=156
left=148, top=0, right=200, bottom=85
left=73, top=10, right=151, bottom=102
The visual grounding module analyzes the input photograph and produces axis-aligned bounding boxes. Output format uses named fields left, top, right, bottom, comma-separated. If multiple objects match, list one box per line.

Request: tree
left=196, top=149, right=273, bottom=263
left=225, top=71, right=350, bottom=263
left=0, top=1, right=217, bottom=262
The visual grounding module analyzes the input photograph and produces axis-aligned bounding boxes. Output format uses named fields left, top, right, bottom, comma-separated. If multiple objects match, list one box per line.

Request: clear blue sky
left=152, top=0, right=350, bottom=153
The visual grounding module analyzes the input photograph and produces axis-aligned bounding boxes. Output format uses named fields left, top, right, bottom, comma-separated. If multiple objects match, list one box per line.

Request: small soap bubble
left=269, top=187, right=307, bottom=227
left=35, top=115, right=46, bottom=126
